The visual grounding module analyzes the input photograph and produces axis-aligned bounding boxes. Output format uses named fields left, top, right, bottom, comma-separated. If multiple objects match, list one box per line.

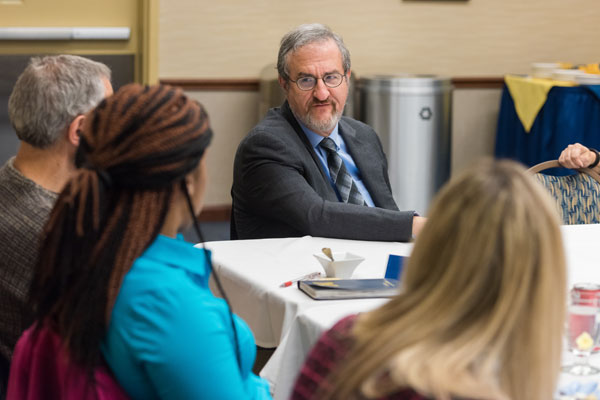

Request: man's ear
left=67, top=115, right=85, bottom=147
left=278, top=76, right=289, bottom=92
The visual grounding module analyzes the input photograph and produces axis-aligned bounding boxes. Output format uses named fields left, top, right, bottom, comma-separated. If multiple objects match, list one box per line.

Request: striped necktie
left=319, top=137, right=366, bottom=205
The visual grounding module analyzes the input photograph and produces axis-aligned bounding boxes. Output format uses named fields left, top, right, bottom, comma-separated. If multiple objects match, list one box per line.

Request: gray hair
left=8, top=55, right=111, bottom=148
left=277, top=23, right=351, bottom=82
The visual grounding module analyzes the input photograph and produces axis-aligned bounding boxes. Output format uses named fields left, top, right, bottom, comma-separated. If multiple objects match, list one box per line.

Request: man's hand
left=412, top=216, right=426, bottom=237
left=559, top=143, right=596, bottom=169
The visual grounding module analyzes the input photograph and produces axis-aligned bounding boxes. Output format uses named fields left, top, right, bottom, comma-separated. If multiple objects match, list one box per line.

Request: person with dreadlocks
left=7, top=84, right=272, bottom=399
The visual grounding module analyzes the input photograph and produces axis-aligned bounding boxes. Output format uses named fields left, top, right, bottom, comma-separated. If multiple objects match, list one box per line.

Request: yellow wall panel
left=0, top=0, right=139, bottom=53
left=0, top=0, right=137, bottom=26
left=0, top=0, right=159, bottom=83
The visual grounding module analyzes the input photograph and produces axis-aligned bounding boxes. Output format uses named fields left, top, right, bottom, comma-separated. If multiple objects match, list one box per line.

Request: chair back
left=528, top=160, right=600, bottom=224
left=7, top=324, right=130, bottom=400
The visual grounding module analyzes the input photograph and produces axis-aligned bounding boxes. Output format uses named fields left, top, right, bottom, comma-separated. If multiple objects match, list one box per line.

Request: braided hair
left=29, top=84, right=216, bottom=371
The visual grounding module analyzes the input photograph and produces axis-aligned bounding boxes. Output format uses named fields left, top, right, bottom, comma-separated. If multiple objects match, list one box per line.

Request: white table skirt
left=261, top=300, right=385, bottom=399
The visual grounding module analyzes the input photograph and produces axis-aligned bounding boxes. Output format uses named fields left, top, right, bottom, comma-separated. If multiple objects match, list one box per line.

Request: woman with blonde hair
left=292, top=159, right=566, bottom=400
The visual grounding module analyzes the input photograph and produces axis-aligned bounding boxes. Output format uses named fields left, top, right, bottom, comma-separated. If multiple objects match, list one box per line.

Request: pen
left=280, top=272, right=322, bottom=288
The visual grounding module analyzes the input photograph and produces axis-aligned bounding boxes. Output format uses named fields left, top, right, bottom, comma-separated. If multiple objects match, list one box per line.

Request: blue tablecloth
left=495, top=84, right=600, bottom=175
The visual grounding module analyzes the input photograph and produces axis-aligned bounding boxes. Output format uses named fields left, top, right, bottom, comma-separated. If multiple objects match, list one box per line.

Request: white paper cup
left=313, top=252, right=365, bottom=278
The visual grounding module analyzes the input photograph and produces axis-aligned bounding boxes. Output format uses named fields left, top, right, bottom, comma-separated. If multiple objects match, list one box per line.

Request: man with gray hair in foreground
left=232, top=23, right=425, bottom=241
left=0, top=55, right=112, bottom=394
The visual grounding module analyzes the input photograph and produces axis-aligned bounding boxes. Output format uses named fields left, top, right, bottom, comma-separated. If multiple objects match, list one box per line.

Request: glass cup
left=563, top=286, right=600, bottom=376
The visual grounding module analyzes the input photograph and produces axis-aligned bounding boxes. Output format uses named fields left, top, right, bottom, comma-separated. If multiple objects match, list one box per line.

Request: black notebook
left=298, top=278, right=400, bottom=300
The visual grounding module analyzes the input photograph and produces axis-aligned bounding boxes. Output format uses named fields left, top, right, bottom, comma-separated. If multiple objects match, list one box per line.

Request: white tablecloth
left=561, top=224, right=600, bottom=287
left=205, top=236, right=412, bottom=348
left=251, top=224, right=600, bottom=399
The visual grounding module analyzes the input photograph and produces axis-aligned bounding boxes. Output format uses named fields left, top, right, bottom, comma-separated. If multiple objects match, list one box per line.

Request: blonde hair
left=326, top=159, right=566, bottom=400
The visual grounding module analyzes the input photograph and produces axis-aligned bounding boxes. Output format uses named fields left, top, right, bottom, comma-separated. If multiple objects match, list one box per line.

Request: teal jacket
left=103, top=234, right=271, bottom=399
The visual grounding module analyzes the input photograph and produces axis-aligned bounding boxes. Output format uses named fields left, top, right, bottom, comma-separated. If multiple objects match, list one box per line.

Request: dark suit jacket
left=231, top=101, right=414, bottom=241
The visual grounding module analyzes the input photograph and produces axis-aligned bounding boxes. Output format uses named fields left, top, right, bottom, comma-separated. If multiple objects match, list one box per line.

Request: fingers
left=558, top=143, right=594, bottom=169
left=412, top=216, right=427, bottom=237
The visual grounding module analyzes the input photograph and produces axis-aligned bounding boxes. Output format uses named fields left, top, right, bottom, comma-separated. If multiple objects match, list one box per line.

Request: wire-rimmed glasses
left=289, top=73, right=346, bottom=91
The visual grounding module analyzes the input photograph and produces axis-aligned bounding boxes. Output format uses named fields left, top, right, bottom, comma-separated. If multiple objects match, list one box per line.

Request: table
left=495, top=79, right=600, bottom=175
left=245, top=224, right=600, bottom=399
left=205, top=236, right=412, bottom=348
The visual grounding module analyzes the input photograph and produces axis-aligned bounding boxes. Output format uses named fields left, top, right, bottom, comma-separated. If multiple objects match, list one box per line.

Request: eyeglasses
left=289, top=73, right=346, bottom=91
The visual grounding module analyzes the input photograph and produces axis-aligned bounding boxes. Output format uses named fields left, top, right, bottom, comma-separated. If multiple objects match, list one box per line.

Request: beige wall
left=161, top=1, right=599, bottom=208
left=160, top=0, right=599, bottom=78
left=3, top=1, right=589, bottom=206
left=188, top=87, right=503, bottom=207
left=1, top=1, right=594, bottom=206
left=186, top=91, right=260, bottom=206
left=451, top=88, right=502, bottom=175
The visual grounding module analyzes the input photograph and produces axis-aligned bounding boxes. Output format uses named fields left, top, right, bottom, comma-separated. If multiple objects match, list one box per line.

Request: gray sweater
left=0, top=158, right=57, bottom=361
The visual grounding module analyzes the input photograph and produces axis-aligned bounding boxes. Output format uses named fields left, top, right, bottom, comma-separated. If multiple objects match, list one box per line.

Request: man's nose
left=312, top=79, right=330, bottom=101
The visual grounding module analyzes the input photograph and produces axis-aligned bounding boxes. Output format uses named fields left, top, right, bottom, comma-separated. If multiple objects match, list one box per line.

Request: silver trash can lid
left=358, top=74, right=452, bottom=93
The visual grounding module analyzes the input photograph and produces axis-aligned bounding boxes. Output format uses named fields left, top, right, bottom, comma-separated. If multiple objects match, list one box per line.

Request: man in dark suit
left=232, top=23, right=426, bottom=241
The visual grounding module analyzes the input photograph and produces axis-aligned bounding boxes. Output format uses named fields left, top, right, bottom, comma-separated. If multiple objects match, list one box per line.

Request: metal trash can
left=357, top=75, right=452, bottom=215
left=258, top=63, right=356, bottom=119
left=258, top=64, right=285, bottom=120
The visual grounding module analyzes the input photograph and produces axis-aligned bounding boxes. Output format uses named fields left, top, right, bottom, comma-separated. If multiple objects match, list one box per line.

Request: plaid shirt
left=0, top=158, right=57, bottom=361
left=291, top=314, right=430, bottom=400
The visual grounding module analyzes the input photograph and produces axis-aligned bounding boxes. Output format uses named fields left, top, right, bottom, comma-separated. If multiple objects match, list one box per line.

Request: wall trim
left=159, top=78, right=259, bottom=91
left=198, top=204, right=231, bottom=222
left=159, top=76, right=505, bottom=91
left=451, top=77, right=504, bottom=89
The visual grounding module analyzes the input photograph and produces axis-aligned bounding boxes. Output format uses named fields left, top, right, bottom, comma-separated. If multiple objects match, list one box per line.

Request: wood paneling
left=452, top=77, right=504, bottom=89
left=198, top=204, right=231, bottom=222
left=160, top=78, right=260, bottom=91
left=160, top=77, right=504, bottom=91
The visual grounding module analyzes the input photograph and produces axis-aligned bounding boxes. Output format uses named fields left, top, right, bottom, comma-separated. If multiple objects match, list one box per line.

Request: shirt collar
left=296, top=118, right=341, bottom=150
left=141, top=234, right=212, bottom=276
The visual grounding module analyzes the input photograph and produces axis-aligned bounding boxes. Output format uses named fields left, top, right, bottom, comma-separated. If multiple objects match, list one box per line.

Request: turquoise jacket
left=102, top=234, right=271, bottom=399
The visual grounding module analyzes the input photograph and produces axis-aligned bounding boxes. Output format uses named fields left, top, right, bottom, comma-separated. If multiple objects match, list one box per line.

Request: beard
left=296, top=100, right=343, bottom=134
